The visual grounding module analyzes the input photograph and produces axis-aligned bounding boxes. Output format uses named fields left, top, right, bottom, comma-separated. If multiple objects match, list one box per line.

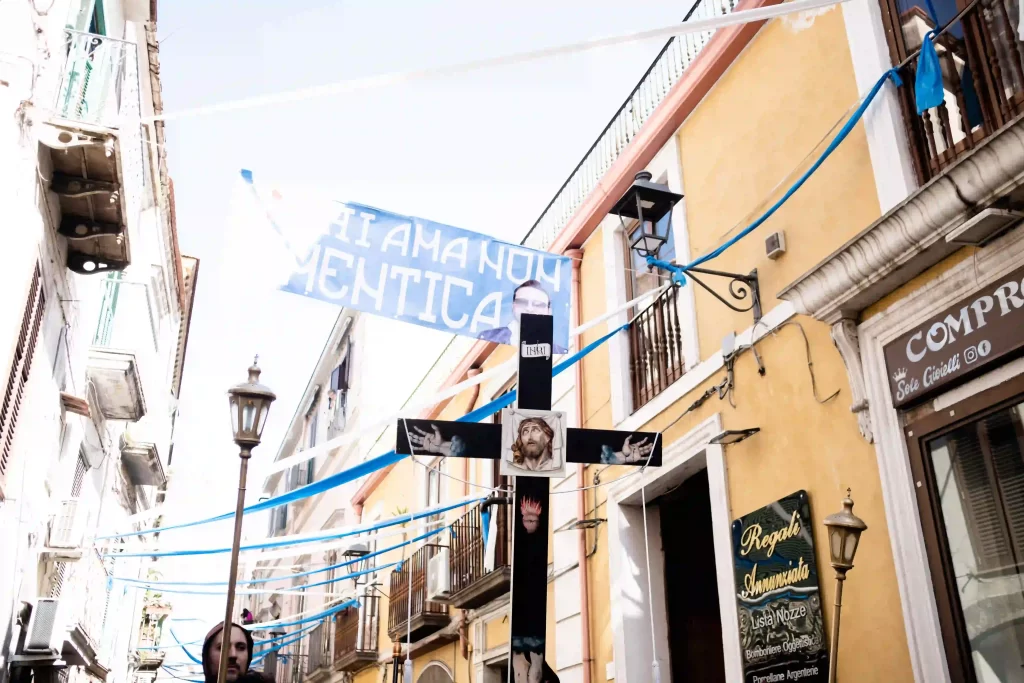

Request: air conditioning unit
left=426, top=547, right=451, bottom=602
left=48, top=498, right=89, bottom=550
left=22, top=598, right=61, bottom=653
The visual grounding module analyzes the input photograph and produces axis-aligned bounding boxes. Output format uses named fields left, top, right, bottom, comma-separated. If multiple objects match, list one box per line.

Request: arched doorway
left=417, top=662, right=454, bottom=683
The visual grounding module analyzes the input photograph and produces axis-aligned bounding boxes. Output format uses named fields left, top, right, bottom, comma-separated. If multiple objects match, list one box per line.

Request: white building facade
left=0, top=2, right=197, bottom=683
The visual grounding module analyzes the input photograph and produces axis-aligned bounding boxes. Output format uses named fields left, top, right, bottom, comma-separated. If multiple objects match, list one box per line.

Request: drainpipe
left=566, top=248, right=593, bottom=683
left=464, top=369, right=481, bottom=498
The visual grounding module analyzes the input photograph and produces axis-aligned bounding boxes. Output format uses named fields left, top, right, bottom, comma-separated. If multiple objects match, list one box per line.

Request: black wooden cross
left=396, top=313, right=663, bottom=682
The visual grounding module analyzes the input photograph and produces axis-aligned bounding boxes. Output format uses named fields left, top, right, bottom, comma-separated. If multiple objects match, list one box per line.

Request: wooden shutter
left=0, top=264, right=45, bottom=500
left=949, top=407, right=1024, bottom=575
left=984, top=409, right=1024, bottom=567
left=71, top=449, right=88, bottom=497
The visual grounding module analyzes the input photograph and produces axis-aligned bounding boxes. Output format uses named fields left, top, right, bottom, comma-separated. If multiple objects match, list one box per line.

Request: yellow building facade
left=295, top=0, right=1024, bottom=681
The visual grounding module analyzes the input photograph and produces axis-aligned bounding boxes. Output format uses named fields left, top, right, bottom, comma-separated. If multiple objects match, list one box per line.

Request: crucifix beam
left=394, top=313, right=663, bottom=683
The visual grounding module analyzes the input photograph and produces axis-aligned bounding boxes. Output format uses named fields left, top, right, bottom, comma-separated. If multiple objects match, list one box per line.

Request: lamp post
left=611, top=168, right=763, bottom=325
left=391, top=642, right=402, bottom=683
left=610, top=170, right=683, bottom=260
left=823, top=489, right=867, bottom=683
left=217, top=358, right=276, bottom=683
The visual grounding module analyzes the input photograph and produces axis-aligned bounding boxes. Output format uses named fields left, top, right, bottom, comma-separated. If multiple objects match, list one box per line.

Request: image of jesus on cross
left=397, top=313, right=663, bottom=683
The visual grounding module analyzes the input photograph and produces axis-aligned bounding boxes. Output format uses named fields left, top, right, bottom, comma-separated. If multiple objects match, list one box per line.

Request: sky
left=148, top=0, right=687, bottom=629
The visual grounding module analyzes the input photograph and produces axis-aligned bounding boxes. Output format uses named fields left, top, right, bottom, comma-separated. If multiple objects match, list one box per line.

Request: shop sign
left=883, top=265, right=1024, bottom=408
left=732, top=490, right=828, bottom=683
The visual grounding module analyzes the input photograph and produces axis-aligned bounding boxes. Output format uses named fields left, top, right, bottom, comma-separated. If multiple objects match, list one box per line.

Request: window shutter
left=950, top=426, right=1014, bottom=573
left=984, top=410, right=1024, bottom=566
left=71, top=449, right=88, bottom=497
left=0, top=264, right=45, bottom=499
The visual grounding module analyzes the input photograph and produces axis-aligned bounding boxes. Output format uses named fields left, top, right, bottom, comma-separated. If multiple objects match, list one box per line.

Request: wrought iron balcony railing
left=521, top=0, right=739, bottom=251
left=333, top=594, right=379, bottom=671
left=448, top=500, right=512, bottom=609
left=387, top=544, right=450, bottom=642
left=889, top=0, right=1024, bottom=183
left=55, top=30, right=139, bottom=130
left=305, top=621, right=330, bottom=674
left=629, top=285, right=686, bottom=411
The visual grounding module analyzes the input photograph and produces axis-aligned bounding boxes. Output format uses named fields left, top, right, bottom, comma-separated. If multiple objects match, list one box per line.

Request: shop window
left=908, top=376, right=1024, bottom=682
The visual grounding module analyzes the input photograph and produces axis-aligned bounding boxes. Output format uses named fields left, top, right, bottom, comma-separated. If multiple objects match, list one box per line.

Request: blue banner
left=241, top=170, right=571, bottom=351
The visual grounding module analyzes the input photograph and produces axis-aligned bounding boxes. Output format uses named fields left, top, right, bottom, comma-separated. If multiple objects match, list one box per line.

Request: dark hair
left=512, top=280, right=548, bottom=301
left=512, top=418, right=555, bottom=465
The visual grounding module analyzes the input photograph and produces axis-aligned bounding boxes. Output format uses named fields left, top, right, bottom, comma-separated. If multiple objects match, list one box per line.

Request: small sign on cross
left=397, top=313, right=663, bottom=682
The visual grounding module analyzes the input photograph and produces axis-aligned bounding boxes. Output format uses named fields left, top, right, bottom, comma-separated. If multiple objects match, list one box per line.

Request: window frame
left=904, top=372, right=1024, bottom=683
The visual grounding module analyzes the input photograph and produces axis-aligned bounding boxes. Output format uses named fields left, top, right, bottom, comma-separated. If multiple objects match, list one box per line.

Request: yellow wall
left=354, top=7, right=919, bottom=683
left=575, top=8, right=914, bottom=683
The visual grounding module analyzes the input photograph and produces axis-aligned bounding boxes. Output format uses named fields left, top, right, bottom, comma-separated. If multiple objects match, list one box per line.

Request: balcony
left=521, top=0, right=738, bottom=251
left=447, top=501, right=511, bottom=609
left=87, top=347, right=146, bottom=421
left=629, top=286, right=686, bottom=411
left=892, top=0, right=1024, bottom=183
left=41, top=30, right=146, bottom=275
left=120, top=434, right=165, bottom=487
left=134, top=613, right=169, bottom=671
left=305, top=621, right=331, bottom=681
left=387, top=545, right=451, bottom=643
left=333, top=595, right=379, bottom=672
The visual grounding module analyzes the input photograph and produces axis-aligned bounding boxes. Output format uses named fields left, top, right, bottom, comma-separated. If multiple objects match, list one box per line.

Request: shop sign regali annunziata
left=883, top=264, right=1024, bottom=408
left=732, top=490, right=828, bottom=683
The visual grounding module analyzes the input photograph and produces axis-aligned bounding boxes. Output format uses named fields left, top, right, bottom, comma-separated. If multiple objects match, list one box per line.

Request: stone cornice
left=778, top=115, right=1024, bottom=322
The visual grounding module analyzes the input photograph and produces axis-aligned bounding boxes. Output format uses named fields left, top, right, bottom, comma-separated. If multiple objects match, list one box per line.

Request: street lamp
left=391, top=642, right=403, bottom=683
left=610, top=170, right=683, bottom=260
left=217, top=358, right=276, bottom=683
left=823, top=489, right=867, bottom=683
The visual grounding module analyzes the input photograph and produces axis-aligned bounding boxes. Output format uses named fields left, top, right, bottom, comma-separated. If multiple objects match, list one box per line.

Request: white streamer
left=110, top=284, right=667, bottom=535
left=257, top=283, right=668, bottom=477
left=133, top=0, right=848, bottom=125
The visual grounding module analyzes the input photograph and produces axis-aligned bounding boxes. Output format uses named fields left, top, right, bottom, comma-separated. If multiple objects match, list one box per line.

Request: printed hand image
left=406, top=424, right=467, bottom=458
left=477, top=280, right=568, bottom=354
left=599, top=434, right=655, bottom=464
left=512, top=638, right=560, bottom=683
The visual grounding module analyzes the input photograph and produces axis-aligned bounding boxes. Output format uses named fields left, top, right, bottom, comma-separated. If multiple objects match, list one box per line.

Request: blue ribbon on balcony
left=916, top=32, right=945, bottom=114
left=480, top=508, right=491, bottom=551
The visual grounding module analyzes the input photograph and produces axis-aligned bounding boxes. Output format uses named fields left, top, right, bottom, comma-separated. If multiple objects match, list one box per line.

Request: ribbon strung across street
left=646, top=68, right=903, bottom=282
left=100, top=321, right=626, bottom=543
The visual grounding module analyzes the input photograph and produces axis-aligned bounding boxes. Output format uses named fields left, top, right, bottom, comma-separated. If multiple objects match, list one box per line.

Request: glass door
left=908, top=377, right=1024, bottom=682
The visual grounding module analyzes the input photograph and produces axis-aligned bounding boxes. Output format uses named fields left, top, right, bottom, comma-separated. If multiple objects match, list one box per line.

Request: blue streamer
left=168, top=627, right=202, bottom=664
left=102, top=321, right=625, bottom=546
left=139, top=621, right=321, bottom=651
left=107, top=497, right=482, bottom=558
left=647, top=69, right=902, bottom=278
left=120, top=523, right=448, bottom=587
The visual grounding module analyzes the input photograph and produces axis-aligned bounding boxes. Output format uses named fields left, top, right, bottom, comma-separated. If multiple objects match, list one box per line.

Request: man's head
left=202, top=622, right=253, bottom=683
left=511, top=280, right=551, bottom=321
left=513, top=418, right=554, bottom=466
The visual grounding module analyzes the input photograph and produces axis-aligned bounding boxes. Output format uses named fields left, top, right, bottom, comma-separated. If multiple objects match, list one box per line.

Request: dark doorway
left=659, top=468, right=726, bottom=682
